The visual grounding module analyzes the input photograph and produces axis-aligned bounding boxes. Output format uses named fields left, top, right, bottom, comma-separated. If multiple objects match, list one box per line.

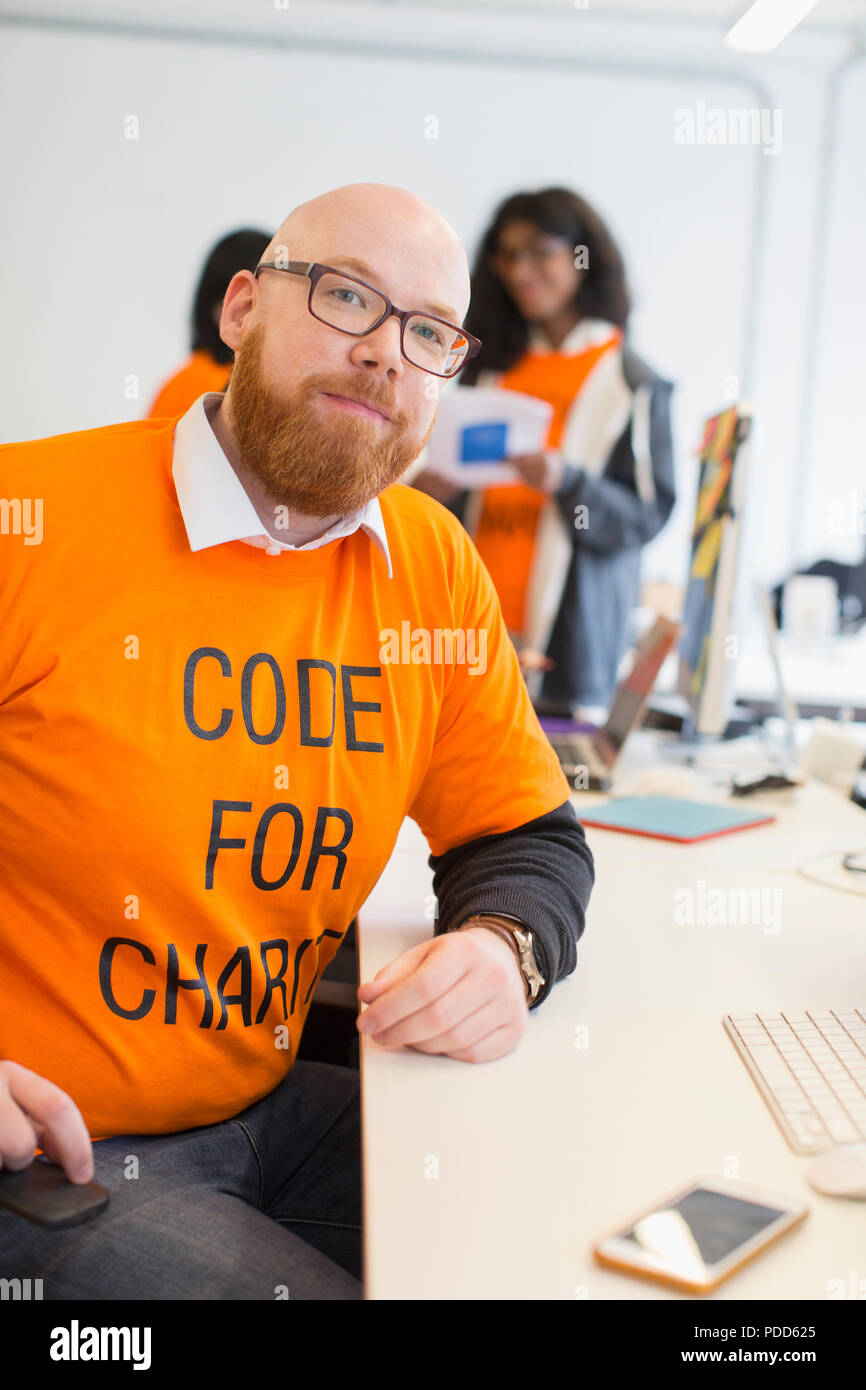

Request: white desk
left=357, top=731, right=866, bottom=1300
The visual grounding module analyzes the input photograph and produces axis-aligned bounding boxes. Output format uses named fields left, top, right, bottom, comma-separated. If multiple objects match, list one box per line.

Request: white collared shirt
left=170, top=391, right=393, bottom=578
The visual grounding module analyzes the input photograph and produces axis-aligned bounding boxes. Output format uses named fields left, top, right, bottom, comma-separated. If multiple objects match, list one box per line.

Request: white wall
left=0, top=1, right=862, bottom=593
left=801, top=64, right=866, bottom=570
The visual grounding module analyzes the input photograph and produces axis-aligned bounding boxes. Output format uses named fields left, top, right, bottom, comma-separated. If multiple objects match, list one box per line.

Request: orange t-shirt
left=148, top=350, right=232, bottom=419
left=473, top=332, right=622, bottom=633
left=0, top=417, right=570, bottom=1137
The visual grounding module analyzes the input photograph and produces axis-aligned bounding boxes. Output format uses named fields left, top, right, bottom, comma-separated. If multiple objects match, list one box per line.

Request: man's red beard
left=225, top=321, right=435, bottom=517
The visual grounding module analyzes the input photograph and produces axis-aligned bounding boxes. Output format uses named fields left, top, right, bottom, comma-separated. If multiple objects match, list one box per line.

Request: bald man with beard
left=0, top=183, right=595, bottom=1300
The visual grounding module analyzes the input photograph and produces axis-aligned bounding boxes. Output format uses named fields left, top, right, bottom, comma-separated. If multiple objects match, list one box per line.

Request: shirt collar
left=170, top=391, right=393, bottom=578
left=527, top=317, right=620, bottom=356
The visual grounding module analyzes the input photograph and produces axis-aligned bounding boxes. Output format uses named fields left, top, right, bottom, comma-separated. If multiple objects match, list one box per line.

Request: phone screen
left=619, top=1186, right=786, bottom=1269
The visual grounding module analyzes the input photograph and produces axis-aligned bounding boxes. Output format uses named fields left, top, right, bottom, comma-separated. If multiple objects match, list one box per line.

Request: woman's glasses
left=488, top=237, right=572, bottom=273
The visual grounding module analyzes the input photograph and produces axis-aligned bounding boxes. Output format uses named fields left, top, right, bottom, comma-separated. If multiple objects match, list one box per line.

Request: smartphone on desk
left=0, top=1156, right=109, bottom=1228
left=593, top=1176, right=808, bottom=1294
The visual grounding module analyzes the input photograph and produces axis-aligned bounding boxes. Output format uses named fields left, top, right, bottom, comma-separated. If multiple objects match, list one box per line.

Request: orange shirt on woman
left=148, top=349, right=232, bottom=419
left=473, top=330, right=621, bottom=634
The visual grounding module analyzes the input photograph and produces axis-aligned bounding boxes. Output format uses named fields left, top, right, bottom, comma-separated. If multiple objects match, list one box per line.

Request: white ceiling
left=2, top=0, right=865, bottom=29
left=0, top=0, right=863, bottom=66
left=363, top=0, right=866, bottom=30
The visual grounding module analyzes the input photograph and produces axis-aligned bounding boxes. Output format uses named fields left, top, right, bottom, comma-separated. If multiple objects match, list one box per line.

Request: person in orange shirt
left=0, top=182, right=594, bottom=1299
left=147, top=227, right=271, bottom=418
left=413, top=187, right=676, bottom=721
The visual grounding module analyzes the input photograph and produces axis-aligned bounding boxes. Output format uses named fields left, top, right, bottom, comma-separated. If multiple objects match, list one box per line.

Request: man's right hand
left=0, top=1061, right=93, bottom=1184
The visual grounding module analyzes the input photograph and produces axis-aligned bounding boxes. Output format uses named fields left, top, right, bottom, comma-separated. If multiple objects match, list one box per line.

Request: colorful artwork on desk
left=679, top=408, right=741, bottom=695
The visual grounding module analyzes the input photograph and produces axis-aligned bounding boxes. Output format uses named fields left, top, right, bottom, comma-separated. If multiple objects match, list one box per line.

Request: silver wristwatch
left=457, top=912, right=546, bottom=1003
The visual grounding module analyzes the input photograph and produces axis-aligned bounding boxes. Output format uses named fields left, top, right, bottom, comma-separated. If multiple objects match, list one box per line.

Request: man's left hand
left=356, top=928, right=529, bottom=1063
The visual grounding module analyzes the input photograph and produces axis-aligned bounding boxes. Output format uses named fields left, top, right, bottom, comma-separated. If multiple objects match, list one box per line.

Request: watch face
left=511, top=936, right=539, bottom=988
left=517, top=932, right=545, bottom=992
left=513, top=928, right=534, bottom=957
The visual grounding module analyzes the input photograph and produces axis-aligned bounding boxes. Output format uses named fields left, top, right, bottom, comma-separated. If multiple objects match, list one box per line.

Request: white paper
left=427, top=385, right=554, bottom=488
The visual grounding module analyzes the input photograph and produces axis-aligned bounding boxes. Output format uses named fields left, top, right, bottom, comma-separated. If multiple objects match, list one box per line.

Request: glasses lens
left=491, top=239, right=568, bottom=271
left=404, top=315, right=469, bottom=377
left=311, top=272, right=387, bottom=333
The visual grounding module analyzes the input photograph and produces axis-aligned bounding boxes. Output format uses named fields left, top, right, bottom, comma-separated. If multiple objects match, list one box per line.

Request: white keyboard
left=724, top=1010, right=866, bottom=1154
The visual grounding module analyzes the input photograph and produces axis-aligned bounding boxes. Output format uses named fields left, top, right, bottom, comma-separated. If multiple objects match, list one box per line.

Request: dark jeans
left=0, top=1061, right=362, bottom=1300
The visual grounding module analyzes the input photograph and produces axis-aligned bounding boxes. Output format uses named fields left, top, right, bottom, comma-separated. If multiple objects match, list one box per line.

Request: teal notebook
left=579, top=796, right=775, bottom=843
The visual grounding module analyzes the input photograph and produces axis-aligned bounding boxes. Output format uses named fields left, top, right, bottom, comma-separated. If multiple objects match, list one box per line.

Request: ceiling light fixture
left=725, top=0, right=823, bottom=51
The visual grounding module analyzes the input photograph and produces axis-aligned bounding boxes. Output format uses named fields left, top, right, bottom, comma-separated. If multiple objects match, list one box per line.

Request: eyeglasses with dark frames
left=254, top=260, right=481, bottom=379
left=488, top=237, right=573, bottom=272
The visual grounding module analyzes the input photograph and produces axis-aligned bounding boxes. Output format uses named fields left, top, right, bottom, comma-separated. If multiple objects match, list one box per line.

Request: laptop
left=537, top=615, right=682, bottom=789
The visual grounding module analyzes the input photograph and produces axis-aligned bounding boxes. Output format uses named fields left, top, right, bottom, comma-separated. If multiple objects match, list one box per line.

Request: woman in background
left=412, top=187, right=676, bottom=718
left=147, top=227, right=271, bottom=418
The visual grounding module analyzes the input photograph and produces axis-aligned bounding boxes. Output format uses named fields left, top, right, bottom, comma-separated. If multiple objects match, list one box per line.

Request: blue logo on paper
left=459, top=421, right=508, bottom=464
